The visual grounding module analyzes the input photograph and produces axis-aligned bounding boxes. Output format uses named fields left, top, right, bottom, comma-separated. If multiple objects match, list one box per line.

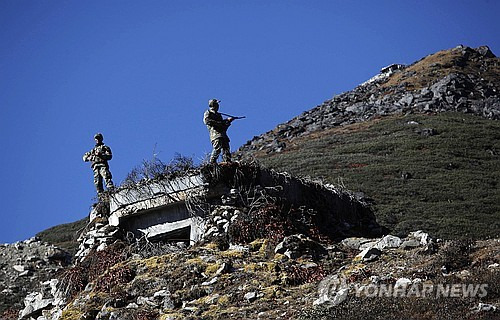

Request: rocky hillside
left=3, top=45, right=499, bottom=320
left=5, top=163, right=499, bottom=320
left=0, top=238, right=71, bottom=318
left=236, top=45, right=500, bottom=240
left=238, top=45, right=499, bottom=156
left=9, top=223, right=500, bottom=319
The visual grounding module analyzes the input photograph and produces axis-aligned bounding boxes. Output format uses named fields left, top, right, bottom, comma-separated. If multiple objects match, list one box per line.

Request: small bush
left=87, top=242, right=128, bottom=281
left=58, top=266, right=88, bottom=299
left=0, top=308, right=20, bottom=320
left=123, top=153, right=195, bottom=186
left=58, top=242, right=129, bottom=299
left=431, top=239, right=475, bottom=273
left=285, top=264, right=326, bottom=285
left=228, top=204, right=320, bottom=245
left=135, top=310, right=159, bottom=320
left=256, top=112, right=500, bottom=240
left=94, top=265, right=136, bottom=293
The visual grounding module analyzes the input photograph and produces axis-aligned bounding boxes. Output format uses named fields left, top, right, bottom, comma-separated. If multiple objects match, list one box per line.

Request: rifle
left=219, top=112, right=246, bottom=120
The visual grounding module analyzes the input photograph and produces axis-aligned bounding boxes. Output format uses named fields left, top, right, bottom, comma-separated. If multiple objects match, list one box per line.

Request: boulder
left=340, top=237, right=377, bottom=250
left=20, top=292, right=54, bottom=319
left=356, top=247, right=382, bottom=262
left=475, top=46, right=495, bottom=58
left=313, top=288, right=348, bottom=307
left=400, top=239, right=421, bottom=250
left=153, top=289, right=174, bottom=309
left=275, top=234, right=327, bottom=260
left=408, top=230, right=432, bottom=245
left=374, top=235, right=402, bottom=250
left=394, top=277, right=412, bottom=288
left=475, top=303, right=497, bottom=312
left=244, top=291, right=259, bottom=302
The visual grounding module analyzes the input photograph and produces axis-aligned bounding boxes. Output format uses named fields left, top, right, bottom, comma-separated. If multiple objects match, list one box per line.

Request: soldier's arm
left=101, top=146, right=113, bottom=161
left=210, top=117, right=232, bottom=131
left=83, top=152, right=90, bottom=162
left=203, top=112, right=217, bottom=126
left=83, top=150, right=95, bottom=162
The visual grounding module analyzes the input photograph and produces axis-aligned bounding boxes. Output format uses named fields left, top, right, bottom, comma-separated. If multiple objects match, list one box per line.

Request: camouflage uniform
left=203, top=99, right=232, bottom=164
left=83, top=134, right=114, bottom=193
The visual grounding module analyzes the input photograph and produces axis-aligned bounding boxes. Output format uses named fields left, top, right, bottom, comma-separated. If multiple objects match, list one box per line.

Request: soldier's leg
left=100, top=166, right=114, bottom=190
left=93, top=168, right=104, bottom=193
left=221, top=138, right=232, bottom=163
left=210, top=139, right=222, bottom=164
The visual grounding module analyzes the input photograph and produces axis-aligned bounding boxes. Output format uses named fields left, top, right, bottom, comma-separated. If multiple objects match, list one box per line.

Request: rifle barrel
left=220, top=112, right=245, bottom=119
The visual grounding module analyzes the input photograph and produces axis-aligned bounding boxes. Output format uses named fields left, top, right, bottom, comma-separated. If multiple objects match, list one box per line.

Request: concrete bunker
left=107, top=163, right=383, bottom=245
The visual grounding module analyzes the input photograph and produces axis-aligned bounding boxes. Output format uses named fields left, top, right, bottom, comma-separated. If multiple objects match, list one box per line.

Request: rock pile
left=0, top=237, right=70, bottom=317
left=10, top=202, right=125, bottom=320
left=202, top=205, right=242, bottom=241
left=311, top=232, right=499, bottom=316
left=74, top=213, right=121, bottom=263
left=35, top=230, right=499, bottom=319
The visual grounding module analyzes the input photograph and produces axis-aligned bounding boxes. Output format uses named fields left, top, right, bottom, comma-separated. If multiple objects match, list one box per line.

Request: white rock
left=201, top=277, right=218, bottom=286
left=408, top=230, right=431, bottom=245
left=216, top=219, right=228, bottom=226
left=136, top=296, right=157, bottom=306
left=229, top=244, right=249, bottom=252
left=84, top=238, right=95, bottom=246
left=313, top=288, right=348, bottom=306
left=204, top=226, right=218, bottom=237
left=394, top=278, right=412, bottom=288
left=475, top=303, right=497, bottom=312
left=359, top=241, right=379, bottom=250
left=244, top=291, right=258, bottom=302
left=20, top=292, right=53, bottom=318
left=374, top=235, right=402, bottom=250
left=96, top=243, right=108, bottom=252
left=340, top=237, right=375, bottom=250
left=356, top=247, right=381, bottom=262
left=19, top=270, right=31, bottom=277
left=205, top=294, right=220, bottom=304
left=13, top=265, right=26, bottom=272
left=153, top=289, right=170, bottom=298
left=214, top=263, right=229, bottom=277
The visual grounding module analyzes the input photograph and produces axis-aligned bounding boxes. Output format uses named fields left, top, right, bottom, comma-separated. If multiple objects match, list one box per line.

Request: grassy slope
left=35, top=111, right=500, bottom=246
left=255, top=112, right=500, bottom=240
left=36, top=217, right=88, bottom=255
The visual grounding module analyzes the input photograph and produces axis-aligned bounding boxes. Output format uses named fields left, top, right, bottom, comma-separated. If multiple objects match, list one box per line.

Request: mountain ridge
left=4, top=44, right=499, bottom=320
left=236, top=45, right=499, bottom=157
left=234, top=44, right=500, bottom=240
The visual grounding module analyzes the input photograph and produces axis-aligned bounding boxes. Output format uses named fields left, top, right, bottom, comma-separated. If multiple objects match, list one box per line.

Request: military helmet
left=208, top=99, right=220, bottom=108
left=94, top=133, right=103, bottom=141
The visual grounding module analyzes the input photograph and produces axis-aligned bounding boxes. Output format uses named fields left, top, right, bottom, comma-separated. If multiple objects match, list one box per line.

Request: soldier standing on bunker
left=204, top=99, right=234, bottom=164
left=83, top=133, right=115, bottom=193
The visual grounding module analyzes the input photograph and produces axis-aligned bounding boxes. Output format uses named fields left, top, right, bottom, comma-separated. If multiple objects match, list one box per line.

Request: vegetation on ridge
left=256, top=112, right=500, bottom=240
left=36, top=218, right=88, bottom=255
left=382, top=46, right=499, bottom=91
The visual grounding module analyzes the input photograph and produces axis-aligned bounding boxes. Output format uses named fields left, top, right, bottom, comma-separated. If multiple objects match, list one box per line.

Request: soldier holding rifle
left=83, top=133, right=114, bottom=193
left=203, top=99, right=245, bottom=164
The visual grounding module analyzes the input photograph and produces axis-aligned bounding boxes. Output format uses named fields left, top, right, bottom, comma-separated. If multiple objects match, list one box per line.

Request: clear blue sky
left=1, top=1, right=498, bottom=243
